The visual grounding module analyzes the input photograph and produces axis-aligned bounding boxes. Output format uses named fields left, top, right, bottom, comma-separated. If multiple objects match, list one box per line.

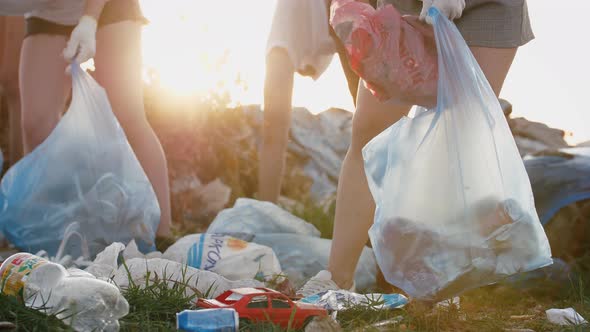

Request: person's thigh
left=350, top=84, right=411, bottom=150
left=0, top=17, right=24, bottom=93
left=93, top=21, right=145, bottom=127
left=470, top=46, right=517, bottom=96
left=19, top=34, right=70, bottom=151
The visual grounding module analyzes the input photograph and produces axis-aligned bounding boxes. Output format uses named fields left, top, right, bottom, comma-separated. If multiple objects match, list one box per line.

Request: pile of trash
left=145, top=98, right=585, bottom=228
left=207, top=198, right=378, bottom=290
left=0, top=198, right=386, bottom=331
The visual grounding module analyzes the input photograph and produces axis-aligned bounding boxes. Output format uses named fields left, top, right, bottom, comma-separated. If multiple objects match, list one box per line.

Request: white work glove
left=419, top=0, right=465, bottom=25
left=63, top=15, right=98, bottom=64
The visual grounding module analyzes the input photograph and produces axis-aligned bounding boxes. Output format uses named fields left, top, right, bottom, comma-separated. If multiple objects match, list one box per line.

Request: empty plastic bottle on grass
left=177, top=309, right=239, bottom=332
left=0, top=253, right=129, bottom=332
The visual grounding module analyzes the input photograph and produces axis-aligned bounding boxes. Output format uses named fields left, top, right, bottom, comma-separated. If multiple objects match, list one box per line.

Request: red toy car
left=196, top=287, right=327, bottom=329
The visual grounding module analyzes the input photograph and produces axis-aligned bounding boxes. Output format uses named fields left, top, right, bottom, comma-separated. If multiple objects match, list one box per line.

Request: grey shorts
left=381, top=0, right=534, bottom=48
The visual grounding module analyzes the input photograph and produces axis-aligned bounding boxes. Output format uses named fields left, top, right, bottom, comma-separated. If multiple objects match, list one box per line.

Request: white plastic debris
left=207, top=198, right=321, bottom=237
left=299, top=290, right=408, bottom=311
left=112, top=257, right=263, bottom=299
left=122, top=239, right=162, bottom=261
left=546, top=308, right=588, bottom=326
left=1, top=253, right=128, bottom=332
left=163, top=233, right=282, bottom=282
left=253, top=233, right=377, bottom=290
left=436, top=296, right=461, bottom=309
left=85, top=242, right=125, bottom=280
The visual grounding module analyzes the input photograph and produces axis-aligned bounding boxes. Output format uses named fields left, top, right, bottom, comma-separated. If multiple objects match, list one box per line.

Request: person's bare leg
left=327, top=46, right=518, bottom=289
left=20, top=35, right=70, bottom=153
left=0, top=17, right=24, bottom=165
left=327, top=86, right=410, bottom=289
left=470, top=47, right=517, bottom=96
left=258, top=48, right=295, bottom=203
left=93, top=21, right=172, bottom=238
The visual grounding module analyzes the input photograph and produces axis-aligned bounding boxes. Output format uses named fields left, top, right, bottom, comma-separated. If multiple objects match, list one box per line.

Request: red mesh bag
left=330, top=0, right=438, bottom=108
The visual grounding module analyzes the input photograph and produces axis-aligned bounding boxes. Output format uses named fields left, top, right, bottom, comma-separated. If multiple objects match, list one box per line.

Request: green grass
left=1, top=205, right=589, bottom=331
left=2, top=272, right=588, bottom=332
left=291, top=198, right=336, bottom=239
left=0, top=294, right=72, bottom=332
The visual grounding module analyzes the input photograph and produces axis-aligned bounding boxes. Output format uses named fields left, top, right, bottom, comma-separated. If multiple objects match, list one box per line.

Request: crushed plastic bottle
left=0, top=253, right=129, bottom=332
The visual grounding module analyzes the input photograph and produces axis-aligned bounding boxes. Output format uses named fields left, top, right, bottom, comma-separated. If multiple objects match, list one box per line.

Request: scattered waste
left=207, top=199, right=377, bottom=290
left=370, top=316, right=404, bottom=330
left=176, top=308, right=238, bottom=332
left=0, top=253, right=128, bottom=332
left=436, top=297, right=460, bottom=309
left=545, top=308, right=588, bottom=326
left=362, top=7, right=552, bottom=301
left=197, top=287, right=327, bottom=329
left=112, top=257, right=263, bottom=299
left=299, top=290, right=408, bottom=311
left=163, top=233, right=282, bottom=282
left=0, top=64, right=160, bottom=258
left=524, top=148, right=590, bottom=225
left=252, top=233, right=377, bottom=290
left=171, top=175, right=232, bottom=222
left=331, top=0, right=438, bottom=107
left=208, top=198, right=320, bottom=237
left=85, top=242, right=126, bottom=280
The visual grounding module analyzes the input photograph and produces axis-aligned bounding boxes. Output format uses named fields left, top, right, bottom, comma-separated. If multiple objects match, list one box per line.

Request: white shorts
left=266, top=0, right=336, bottom=80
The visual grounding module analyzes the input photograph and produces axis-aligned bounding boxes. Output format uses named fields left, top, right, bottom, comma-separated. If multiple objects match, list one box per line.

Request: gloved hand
left=63, top=15, right=98, bottom=64
left=419, top=0, right=465, bottom=25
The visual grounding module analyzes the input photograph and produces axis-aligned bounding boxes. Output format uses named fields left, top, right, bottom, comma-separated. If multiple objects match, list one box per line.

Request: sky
left=139, top=0, right=590, bottom=144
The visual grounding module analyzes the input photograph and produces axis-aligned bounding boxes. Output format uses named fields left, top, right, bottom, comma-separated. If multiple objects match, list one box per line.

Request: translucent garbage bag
left=330, top=0, right=438, bottom=107
left=0, top=64, right=160, bottom=258
left=362, top=8, right=552, bottom=301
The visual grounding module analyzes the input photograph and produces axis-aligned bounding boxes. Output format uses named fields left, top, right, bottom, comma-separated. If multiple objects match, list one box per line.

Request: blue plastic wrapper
left=524, top=147, right=590, bottom=225
left=177, top=309, right=238, bottom=332
left=362, top=8, right=552, bottom=301
left=300, top=290, right=408, bottom=311
left=0, top=64, right=160, bottom=257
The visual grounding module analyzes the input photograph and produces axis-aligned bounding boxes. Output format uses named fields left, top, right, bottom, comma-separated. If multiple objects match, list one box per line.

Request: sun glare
left=140, top=0, right=270, bottom=101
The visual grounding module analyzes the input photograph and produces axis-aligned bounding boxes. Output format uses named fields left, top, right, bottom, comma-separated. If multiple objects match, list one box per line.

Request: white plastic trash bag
left=0, top=64, right=160, bottom=258
left=207, top=198, right=320, bottom=237
left=362, top=8, right=552, bottom=301
left=163, top=233, right=282, bottom=282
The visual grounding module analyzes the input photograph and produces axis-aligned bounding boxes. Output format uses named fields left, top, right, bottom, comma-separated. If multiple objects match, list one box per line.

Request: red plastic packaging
left=330, top=0, right=438, bottom=108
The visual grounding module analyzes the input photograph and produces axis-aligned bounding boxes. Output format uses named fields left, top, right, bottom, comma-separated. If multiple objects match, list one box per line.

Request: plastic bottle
left=0, top=253, right=129, bottom=332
